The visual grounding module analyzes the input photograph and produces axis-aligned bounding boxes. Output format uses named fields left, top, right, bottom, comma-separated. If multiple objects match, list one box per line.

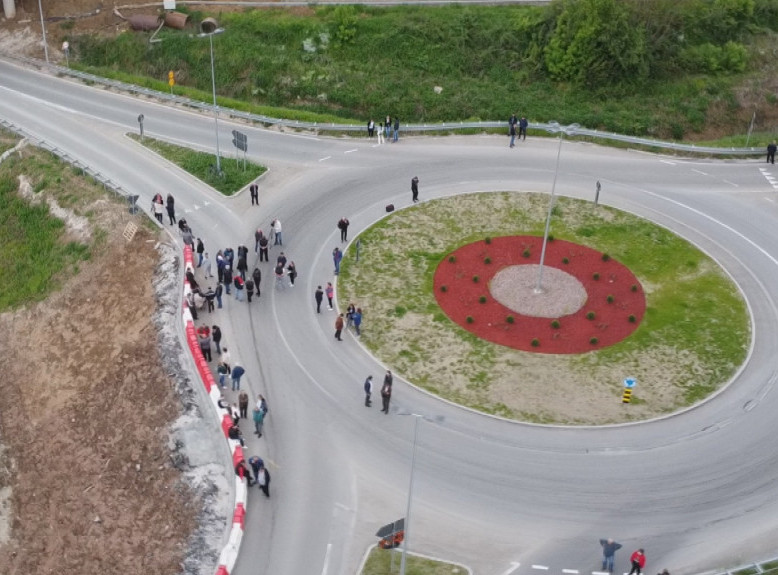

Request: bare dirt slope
left=0, top=144, right=202, bottom=574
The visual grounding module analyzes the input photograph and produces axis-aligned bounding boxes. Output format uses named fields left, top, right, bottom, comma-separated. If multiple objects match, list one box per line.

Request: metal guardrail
left=3, top=53, right=764, bottom=157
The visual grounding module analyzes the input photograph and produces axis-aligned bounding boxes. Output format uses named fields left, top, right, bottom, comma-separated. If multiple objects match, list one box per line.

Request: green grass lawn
left=338, top=192, right=750, bottom=425
left=362, top=546, right=468, bottom=575
left=128, top=134, right=267, bottom=196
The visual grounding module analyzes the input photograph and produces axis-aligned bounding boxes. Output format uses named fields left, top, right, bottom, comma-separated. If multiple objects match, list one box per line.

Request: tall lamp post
left=396, top=412, right=442, bottom=575
left=198, top=20, right=224, bottom=174
left=535, top=122, right=580, bottom=293
left=37, top=0, right=49, bottom=63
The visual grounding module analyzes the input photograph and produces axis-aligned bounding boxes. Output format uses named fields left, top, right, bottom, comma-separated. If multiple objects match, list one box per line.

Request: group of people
left=599, top=539, right=669, bottom=575
left=367, top=116, right=400, bottom=144
left=509, top=113, right=529, bottom=148
left=230, top=394, right=271, bottom=497
left=363, top=370, right=393, bottom=413
left=151, top=192, right=178, bottom=225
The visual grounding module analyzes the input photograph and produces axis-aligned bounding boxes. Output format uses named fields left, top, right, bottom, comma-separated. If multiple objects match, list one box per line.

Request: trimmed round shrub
left=602, top=253, right=611, bottom=262
left=606, top=295, right=614, bottom=303
left=440, top=285, right=448, bottom=293
left=590, top=337, right=599, bottom=345
left=466, top=316, right=474, bottom=324
left=531, top=338, right=540, bottom=347
left=472, top=275, right=479, bottom=283
left=628, top=314, right=636, bottom=323
left=479, top=295, right=487, bottom=304
left=548, top=234, right=555, bottom=242
left=592, top=272, right=600, bottom=280
left=506, top=315, right=515, bottom=324
left=484, top=257, right=492, bottom=264
left=448, top=255, right=456, bottom=263
left=586, top=311, right=596, bottom=320
left=631, top=284, right=638, bottom=292
left=485, top=237, right=492, bottom=244
left=550, top=319, right=560, bottom=329
left=522, top=249, right=531, bottom=258
left=562, top=257, right=569, bottom=264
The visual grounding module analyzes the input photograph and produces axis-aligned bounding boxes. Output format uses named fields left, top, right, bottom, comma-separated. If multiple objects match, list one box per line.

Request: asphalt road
left=3, top=58, right=778, bottom=575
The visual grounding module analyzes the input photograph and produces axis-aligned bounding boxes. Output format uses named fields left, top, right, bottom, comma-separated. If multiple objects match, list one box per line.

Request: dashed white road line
left=318, top=156, right=331, bottom=162
left=532, top=565, right=550, bottom=570
left=499, top=562, right=521, bottom=575
left=563, top=570, right=579, bottom=574
left=659, top=159, right=676, bottom=165
left=722, top=179, right=739, bottom=187
left=344, top=148, right=358, bottom=154
left=320, top=542, right=332, bottom=575
left=765, top=197, right=776, bottom=203
left=692, top=168, right=709, bottom=176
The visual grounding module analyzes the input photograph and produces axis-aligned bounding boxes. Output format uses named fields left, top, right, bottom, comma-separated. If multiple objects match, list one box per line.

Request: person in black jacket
left=768, top=141, right=776, bottom=164
left=252, top=268, right=261, bottom=297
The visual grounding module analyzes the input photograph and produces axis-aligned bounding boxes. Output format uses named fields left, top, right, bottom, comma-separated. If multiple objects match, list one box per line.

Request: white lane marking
left=563, top=570, right=579, bottom=574
left=320, top=542, right=332, bottom=575
left=692, top=168, right=708, bottom=176
left=592, top=571, right=611, bottom=575
left=660, top=159, right=676, bottom=165
left=722, top=179, right=739, bottom=187
left=500, top=562, right=521, bottom=575
left=318, top=156, right=331, bottom=162
left=532, top=565, right=549, bottom=570
left=344, top=148, right=358, bottom=154
left=766, top=197, right=776, bottom=203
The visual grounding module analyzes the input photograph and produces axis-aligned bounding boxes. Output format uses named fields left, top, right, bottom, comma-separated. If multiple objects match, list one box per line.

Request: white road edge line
left=320, top=542, right=332, bottom=575
left=499, top=562, right=521, bottom=575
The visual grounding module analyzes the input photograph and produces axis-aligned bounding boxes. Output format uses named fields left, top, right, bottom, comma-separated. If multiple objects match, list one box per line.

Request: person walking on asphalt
left=326, top=282, right=334, bottom=310
left=252, top=267, right=262, bottom=298
left=352, top=307, right=362, bottom=336
left=768, top=141, right=777, bottom=164
left=519, top=116, right=528, bottom=140
left=333, top=247, right=343, bottom=275
left=239, top=391, right=249, bottom=419
left=364, top=375, right=373, bottom=407
left=335, top=313, right=344, bottom=341
left=338, top=217, right=350, bottom=242
left=600, top=538, right=622, bottom=573
left=287, top=261, right=298, bottom=287
left=211, top=325, right=222, bottom=354
left=253, top=405, right=265, bottom=437
left=250, top=182, right=259, bottom=206
left=628, top=549, right=646, bottom=575
left=384, top=370, right=393, bottom=388
left=380, top=381, right=392, bottom=413
left=257, top=465, right=271, bottom=498
left=315, top=285, right=324, bottom=313
left=166, top=193, right=176, bottom=225
left=411, top=176, right=419, bottom=203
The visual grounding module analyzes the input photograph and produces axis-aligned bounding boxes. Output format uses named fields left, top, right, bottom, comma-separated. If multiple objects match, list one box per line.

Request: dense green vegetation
left=128, top=135, right=267, bottom=196
left=362, top=547, right=462, bottom=575
left=0, top=131, right=93, bottom=309
left=69, top=0, right=778, bottom=140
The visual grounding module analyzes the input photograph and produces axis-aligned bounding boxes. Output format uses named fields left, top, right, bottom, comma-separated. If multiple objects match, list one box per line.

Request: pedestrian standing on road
left=338, top=217, right=350, bottom=242
left=166, top=193, right=176, bottom=225
left=237, top=251, right=248, bottom=281
left=273, top=218, right=283, bottom=245
left=231, top=363, right=245, bottom=391
left=385, top=115, right=392, bottom=140
left=509, top=121, right=517, bottom=148
left=346, top=303, right=356, bottom=328
left=204, top=286, right=216, bottom=313
left=252, top=405, right=265, bottom=436
left=255, top=227, right=263, bottom=253
left=215, top=282, right=223, bottom=309
left=276, top=252, right=287, bottom=269
left=600, top=538, right=622, bottom=574
left=203, top=253, right=213, bottom=278
left=377, top=121, right=384, bottom=145
left=222, top=348, right=232, bottom=370
left=380, top=382, right=392, bottom=413
left=364, top=375, right=373, bottom=407
left=333, top=247, right=343, bottom=275
left=250, top=182, right=259, bottom=206
left=335, top=313, right=344, bottom=341
left=153, top=198, right=164, bottom=223
left=252, top=267, right=262, bottom=298
left=384, top=370, right=393, bottom=388
left=393, top=116, right=400, bottom=142
left=257, top=465, right=271, bottom=498
left=182, top=226, right=194, bottom=250
left=258, top=232, right=269, bottom=262
left=326, top=282, right=334, bottom=310
left=245, top=278, right=254, bottom=302
left=248, top=456, right=264, bottom=482
left=315, top=285, right=324, bottom=313
left=768, top=141, right=777, bottom=164
left=198, top=330, right=212, bottom=362
left=519, top=116, right=528, bottom=140
left=211, top=325, right=222, bottom=354
left=353, top=307, right=362, bottom=336
left=257, top=394, right=269, bottom=417
left=411, top=176, right=419, bottom=203
left=287, top=261, right=298, bottom=287
left=629, top=549, right=646, bottom=575
left=234, top=275, right=245, bottom=301
left=222, top=263, right=232, bottom=294
left=367, top=119, right=375, bottom=138
left=196, top=238, right=205, bottom=267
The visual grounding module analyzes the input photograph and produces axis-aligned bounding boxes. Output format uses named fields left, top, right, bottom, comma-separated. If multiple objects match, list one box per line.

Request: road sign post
left=168, top=70, right=175, bottom=95
left=622, top=377, right=636, bottom=404
left=137, top=114, right=144, bottom=142
left=231, top=130, right=248, bottom=170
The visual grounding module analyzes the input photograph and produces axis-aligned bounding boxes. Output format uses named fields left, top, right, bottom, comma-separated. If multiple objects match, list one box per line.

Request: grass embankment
left=68, top=3, right=778, bottom=145
left=0, top=130, right=94, bottom=309
left=128, top=134, right=267, bottom=196
left=362, top=546, right=466, bottom=575
left=338, top=192, right=750, bottom=425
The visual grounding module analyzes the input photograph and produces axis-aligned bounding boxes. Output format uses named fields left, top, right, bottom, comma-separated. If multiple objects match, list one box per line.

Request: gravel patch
left=489, top=264, right=588, bottom=318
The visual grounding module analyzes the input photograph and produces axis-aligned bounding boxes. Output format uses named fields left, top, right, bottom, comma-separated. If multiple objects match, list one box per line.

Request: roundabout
left=339, top=192, right=749, bottom=424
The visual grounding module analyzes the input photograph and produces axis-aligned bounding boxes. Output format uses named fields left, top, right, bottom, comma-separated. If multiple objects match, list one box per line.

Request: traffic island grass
left=337, top=192, right=750, bottom=425
left=127, top=134, right=267, bottom=196
left=362, top=546, right=468, bottom=575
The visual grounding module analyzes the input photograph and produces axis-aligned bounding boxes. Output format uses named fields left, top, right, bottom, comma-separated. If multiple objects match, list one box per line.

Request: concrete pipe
left=2, top=0, right=16, bottom=20
left=164, top=11, right=189, bottom=30
left=128, top=14, right=163, bottom=31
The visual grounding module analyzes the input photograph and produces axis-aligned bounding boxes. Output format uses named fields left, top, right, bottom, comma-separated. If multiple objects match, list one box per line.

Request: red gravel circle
left=433, top=236, right=646, bottom=354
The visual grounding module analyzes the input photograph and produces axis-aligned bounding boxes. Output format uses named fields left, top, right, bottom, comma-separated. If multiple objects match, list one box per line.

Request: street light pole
left=207, top=31, right=222, bottom=174
left=399, top=413, right=421, bottom=575
left=535, top=122, right=579, bottom=293
left=37, top=0, right=49, bottom=63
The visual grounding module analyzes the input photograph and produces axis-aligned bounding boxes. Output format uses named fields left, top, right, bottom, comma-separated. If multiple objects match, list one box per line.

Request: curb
left=181, top=244, right=248, bottom=575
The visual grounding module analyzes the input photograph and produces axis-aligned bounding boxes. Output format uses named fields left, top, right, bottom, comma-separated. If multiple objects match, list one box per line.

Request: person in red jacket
left=629, top=548, right=646, bottom=575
